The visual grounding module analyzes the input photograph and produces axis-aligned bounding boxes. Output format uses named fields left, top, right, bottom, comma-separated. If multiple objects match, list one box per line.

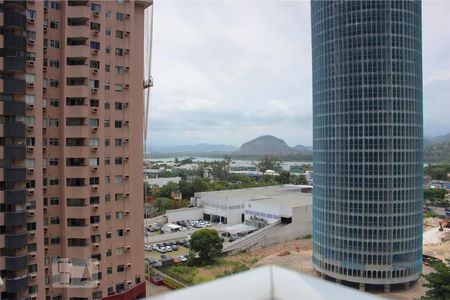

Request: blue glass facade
left=311, top=0, right=423, bottom=285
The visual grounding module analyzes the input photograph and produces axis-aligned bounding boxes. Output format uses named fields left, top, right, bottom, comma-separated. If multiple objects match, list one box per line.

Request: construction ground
left=147, top=217, right=450, bottom=299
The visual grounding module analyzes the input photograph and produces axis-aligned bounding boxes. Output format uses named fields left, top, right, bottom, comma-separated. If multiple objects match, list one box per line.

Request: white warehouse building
left=189, top=185, right=312, bottom=225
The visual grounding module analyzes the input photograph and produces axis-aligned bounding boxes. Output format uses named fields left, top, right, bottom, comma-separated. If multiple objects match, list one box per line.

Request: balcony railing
left=5, top=232, right=28, bottom=249
left=4, top=78, right=26, bottom=94
left=4, top=190, right=27, bottom=205
left=4, top=11, right=27, bottom=29
left=4, top=144, right=26, bottom=160
left=4, top=101, right=26, bottom=115
left=4, top=211, right=28, bottom=227
left=4, top=122, right=26, bottom=138
left=5, top=275, right=28, bottom=293
left=4, top=168, right=26, bottom=182
left=5, top=253, right=29, bottom=271
left=4, top=56, right=26, bottom=73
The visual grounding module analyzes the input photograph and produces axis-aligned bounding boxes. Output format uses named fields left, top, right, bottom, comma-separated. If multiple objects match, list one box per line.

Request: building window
left=105, top=28, right=111, bottom=36
left=114, top=139, right=122, bottom=146
left=50, top=197, right=60, bottom=205
left=115, top=175, right=122, bottom=184
left=49, top=138, right=59, bottom=146
left=116, top=30, right=123, bottom=39
left=50, top=40, right=60, bottom=48
left=50, top=1, right=61, bottom=10
left=114, top=84, right=123, bottom=91
left=106, top=10, right=112, bottom=19
left=115, top=66, right=123, bottom=74
left=91, top=22, right=101, bottom=31
left=49, top=158, right=58, bottom=166
left=116, top=12, right=124, bottom=21
left=115, top=48, right=123, bottom=56
left=50, top=217, right=60, bottom=225
left=50, top=98, right=59, bottom=107
left=50, top=20, right=59, bottom=29
left=91, top=3, right=101, bottom=12
left=105, top=46, right=111, bottom=54
left=105, top=64, right=110, bottom=72
left=114, top=121, right=122, bottom=128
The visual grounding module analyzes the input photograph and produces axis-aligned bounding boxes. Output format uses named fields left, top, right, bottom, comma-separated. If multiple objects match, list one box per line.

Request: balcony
left=4, top=78, right=26, bottom=94
left=67, top=4, right=90, bottom=18
left=5, top=232, right=28, bottom=249
left=4, top=122, right=26, bottom=138
left=4, top=168, right=26, bottom=182
left=65, top=45, right=90, bottom=58
left=4, top=190, right=27, bottom=205
left=4, top=101, right=26, bottom=115
left=4, top=0, right=27, bottom=9
left=5, top=275, right=28, bottom=293
left=4, top=211, right=27, bottom=226
left=5, top=253, right=28, bottom=271
left=4, top=32, right=26, bottom=50
left=4, top=11, right=27, bottom=30
left=5, top=56, right=26, bottom=73
left=4, top=144, right=26, bottom=160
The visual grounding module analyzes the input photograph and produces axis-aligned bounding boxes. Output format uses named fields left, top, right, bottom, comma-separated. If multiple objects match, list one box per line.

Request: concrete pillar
left=359, top=283, right=365, bottom=291
left=384, top=284, right=391, bottom=293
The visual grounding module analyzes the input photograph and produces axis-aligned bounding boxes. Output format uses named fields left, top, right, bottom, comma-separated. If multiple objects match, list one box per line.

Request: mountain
left=150, top=143, right=238, bottom=153
left=236, top=135, right=297, bottom=155
left=293, top=144, right=313, bottom=152
left=425, top=133, right=450, bottom=146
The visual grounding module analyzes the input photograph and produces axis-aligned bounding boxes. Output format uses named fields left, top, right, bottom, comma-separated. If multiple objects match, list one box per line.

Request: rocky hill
left=236, top=135, right=299, bottom=155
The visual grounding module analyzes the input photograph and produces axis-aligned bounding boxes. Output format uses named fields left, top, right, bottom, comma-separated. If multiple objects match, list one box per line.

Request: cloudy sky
left=146, top=1, right=450, bottom=148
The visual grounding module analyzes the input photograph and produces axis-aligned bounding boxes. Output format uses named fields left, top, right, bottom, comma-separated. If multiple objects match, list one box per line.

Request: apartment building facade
left=311, top=0, right=423, bottom=291
left=0, top=0, right=150, bottom=299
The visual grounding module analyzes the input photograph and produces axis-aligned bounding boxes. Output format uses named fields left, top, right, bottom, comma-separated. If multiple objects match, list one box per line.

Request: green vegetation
left=424, top=211, right=439, bottom=218
left=424, top=188, right=447, bottom=203
left=421, top=260, right=450, bottom=300
left=190, top=229, right=223, bottom=264
left=425, top=164, right=450, bottom=180
left=425, top=143, right=450, bottom=163
left=146, top=152, right=312, bottom=162
left=165, top=265, right=198, bottom=284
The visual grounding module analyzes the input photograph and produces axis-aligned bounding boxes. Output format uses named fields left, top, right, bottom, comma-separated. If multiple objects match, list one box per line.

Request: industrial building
left=0, top=1, right=152, bottom=299
left=311, top=0, right=423, bottom=291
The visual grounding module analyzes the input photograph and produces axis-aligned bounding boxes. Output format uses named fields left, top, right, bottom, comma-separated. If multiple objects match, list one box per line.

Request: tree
left=291, top=174, right=308, bottom=185
left=421, top=260, right=450, bottom=300
left=190, top=228, right=223, bottom=264
left=424, top=188, right=447, bottom=204
left=276, top=171, right=291, bottom=184
left=159, top=182, right=180, bottom=198
left=256, top=155, right=281, bottom=173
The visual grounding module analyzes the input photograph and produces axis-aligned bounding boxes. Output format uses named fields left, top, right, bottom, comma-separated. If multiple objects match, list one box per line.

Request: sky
left=146, top=1, right=450, bottom=148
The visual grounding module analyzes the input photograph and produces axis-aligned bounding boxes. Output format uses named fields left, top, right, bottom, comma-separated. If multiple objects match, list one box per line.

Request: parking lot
left=144, top=239, right=191, bottom=268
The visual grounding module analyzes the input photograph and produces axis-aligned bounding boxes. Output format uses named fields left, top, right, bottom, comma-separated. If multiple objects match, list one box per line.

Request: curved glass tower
left=311, top=0, right=423, bottom=289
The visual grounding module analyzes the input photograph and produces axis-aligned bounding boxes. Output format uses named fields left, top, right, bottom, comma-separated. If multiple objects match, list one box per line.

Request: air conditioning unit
left=91, top=186, right=98, bottom=192
left=28, top=210, right=35, bottom=217
left=125, top=228, right=131, bottom=233
left=43, top=46, right=47, bottom=52
left=124, top=84, right=129, bottom=89
left=27, top=82, right=34, bottom=88
left=44, top=7, right=48, bottom=13
left=43, top=226, right=48, bottom=232
left=42, top=147, right=47, bottom=153
left=43, top=186, right=47, bottom=193
left=124, top=175, right=129, bottom=180
left=126, top=263, right=131, bottom=268
left=91, top=166, right=98, bottom=172
left=126, top=280, right=132, bottom=285
left=42, top=107, right=47, bottom=112
left=124, top=121, right=129, bottom=126
left=94, top=261, right=100, bottom=266
left=27, top=125, right=34, bottom=131
left=92, top=224, right=99, bottom=230
left=92, top=11, right=99, bottom=17
left=42, top=167, right=47, bottom=173
left=28, top=39, right=35, bottom=46
left=27, top=60, right=35, bottom=66
left=124, top=67, right=129, bottom=72
left=124, top=156, right=129, bottom=161
left=124, top=138, right=129, bottom=143
left=92, top=49, right=99, bottom=55
left=92, top=204, right=99, bottom=210
left=29, top=273, right=37, bottom=280
left=125, top=193, right=130, bottom=198
left=92, top=69, right=99, bottom=75
left=43, top=27, right=48, bottom=33
left=27, top=168, right=35, bottom=174
left=42, top=87, right=47, bottom=92
left=29, top=252, right=36, bottom=258
left=27, top=189, right=35, bottom=196
left=27, top=104, right=34, bottom=110
left=91, top=147, right=98, bottom=152
left=91, top=127, right=98, bottom=133
left=125, top=31, right=130, bottom=36
left=125, top=49, right=130, bottom=54
left=125, top=245, right=131, bottom=251
left=93, top=243, right=100, bottom=249
left=93, top=30, right=99, bottom=36
left=126, top=13, right=130, bottom=18
left=91, top=108, right=98, bottom=113
left=124, top=102, right=129, bottom=108
left=91, top=88, right=98, bottom=94
left=42, top=127, right=47, bottom=132
left=43, top=66, right=47, bottom=72
left=96, top=281, right=101, bottom=286
left=125, top=210, right=130, bottom=215
left=28, top=232, right=35, bottom=238
left=28, top=18, right=35, bottom=24
left=43, top=207, right=47, bottom=213
left=30, top=295, right=37, bottom=300
left=27, top=146, right=34, bottom=152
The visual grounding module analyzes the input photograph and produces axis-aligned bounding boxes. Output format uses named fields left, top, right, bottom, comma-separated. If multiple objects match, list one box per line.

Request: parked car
left=171, top=245, right=178, bottom=251
left=177, top=255, right=188, bottom=262
left=183, top=242, right=190, bottom=248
